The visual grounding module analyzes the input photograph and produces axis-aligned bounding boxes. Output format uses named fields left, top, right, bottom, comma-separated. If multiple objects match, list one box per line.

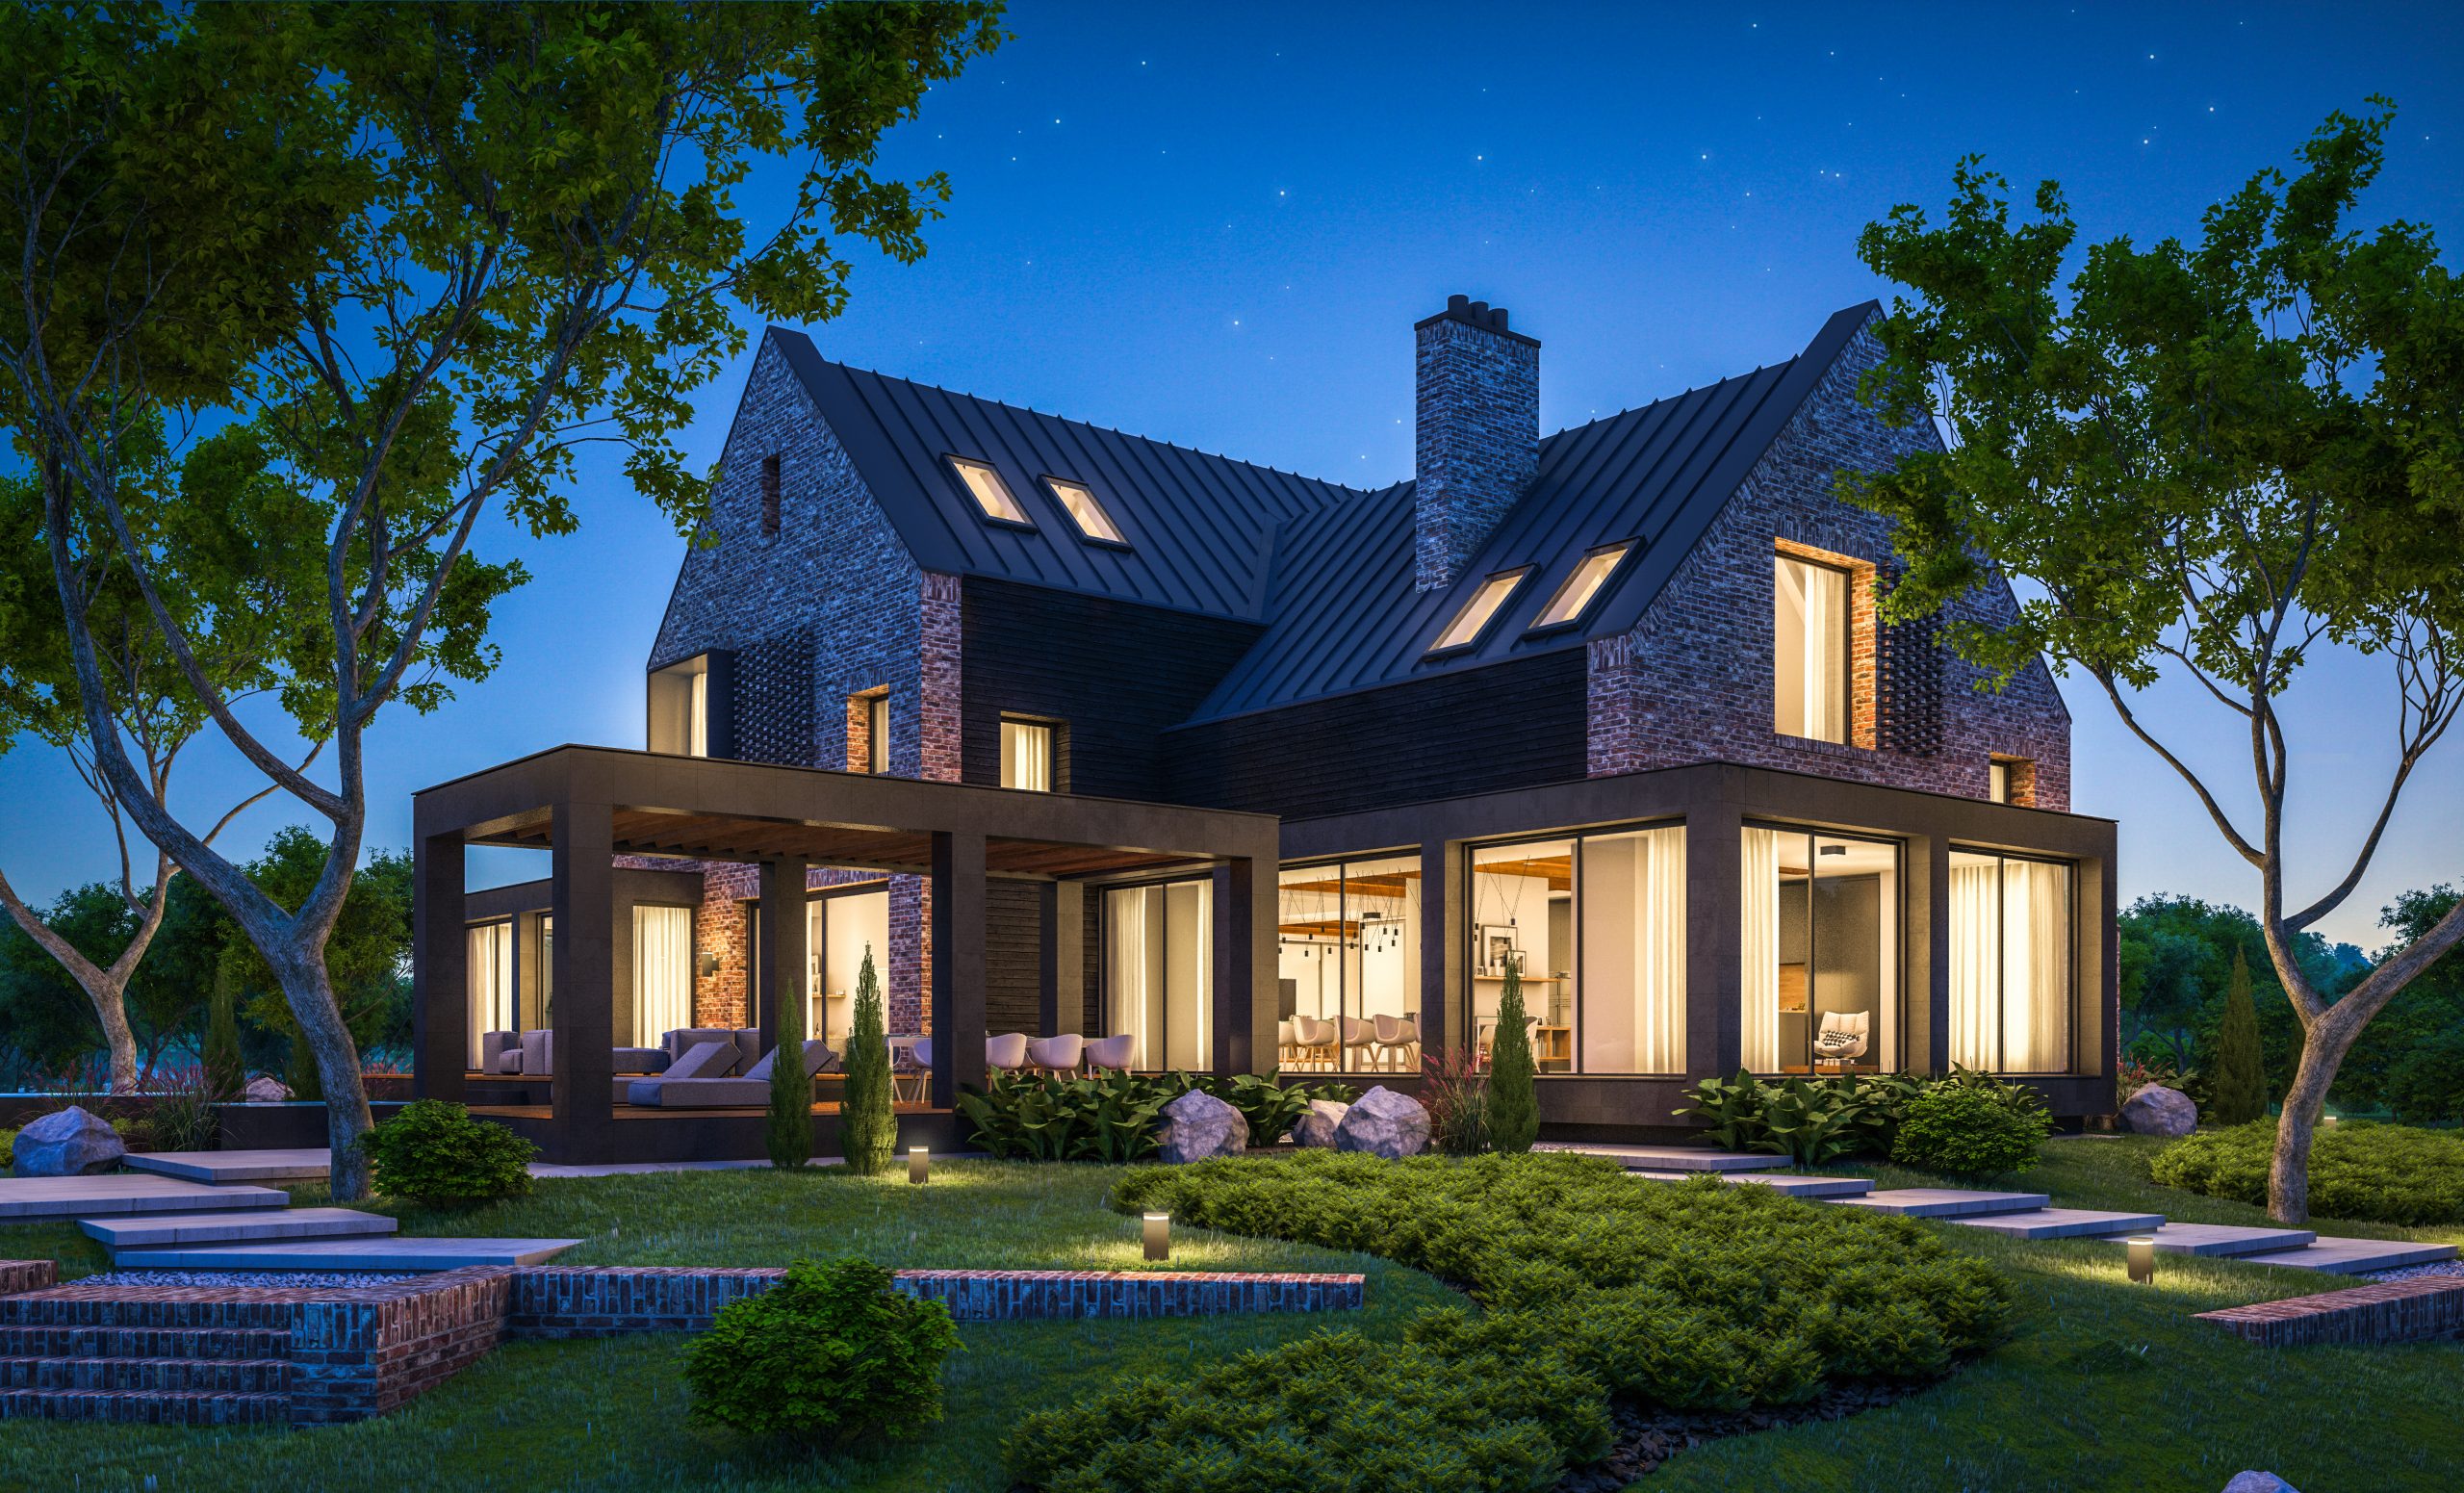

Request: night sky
left=4, top=2, right=2459, bottom=950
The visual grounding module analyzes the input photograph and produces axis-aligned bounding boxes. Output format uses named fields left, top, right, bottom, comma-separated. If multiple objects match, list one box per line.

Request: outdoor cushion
left=743, top=1040, right=838, bottom=1082
left=660, top=1027, right=736, bottom=1065
left=478, top=1031, right=520, bottom=1074
left=611, top=1046, right=669, bottom=1075
left=732, top=1028, right=762, bottom=1074
left=624, top=1040, right=739, bottom=1106
left=491, top=1049, right=525, bottom=1075
left=519, top=1029, right=553, bottom=1076
left=640, top=1077, right=770, bottom=1108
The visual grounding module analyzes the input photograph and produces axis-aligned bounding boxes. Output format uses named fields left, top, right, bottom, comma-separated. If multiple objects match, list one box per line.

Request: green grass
left=2, top=1143, right=2459, bottom=1492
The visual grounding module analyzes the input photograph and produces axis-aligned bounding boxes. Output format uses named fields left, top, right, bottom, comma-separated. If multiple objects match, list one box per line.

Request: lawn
left=1, top=1141, right=2458, bottom=1492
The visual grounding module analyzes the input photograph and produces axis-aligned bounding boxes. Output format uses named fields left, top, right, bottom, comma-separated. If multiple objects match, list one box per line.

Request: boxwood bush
left=686, top=1257, right=962, bottom=1447
left=357, top=1098, right=537, bottom=1208
left=1007, top=1151, right=2009, bottom=1489
left=1890, top=1078, right=2053, bottom=1177
left=2149, top=1120, right=2464, bottom=1225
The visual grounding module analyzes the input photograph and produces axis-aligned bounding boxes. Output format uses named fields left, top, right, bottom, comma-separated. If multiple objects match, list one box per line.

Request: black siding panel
left=986, top=880, right=1042, bottom=1037
left=1165, top=652, right=1589, bottom=818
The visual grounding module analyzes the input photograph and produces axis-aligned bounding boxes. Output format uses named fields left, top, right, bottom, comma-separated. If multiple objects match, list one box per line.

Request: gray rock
left=1155, top=1089, right=1249, bottom=1164
left=2119, top=1083, right=2197, bottom=1138
left=2221, top=1474, right=2298, bottom=1493
left=1290, top=1099, right=1349, bottom=1149
left=1332, top=1086, right=1430, bottom=1159
left=11, top=1105, right=127, bottom=1177
left=243, top=1075, right=294, bottom=1104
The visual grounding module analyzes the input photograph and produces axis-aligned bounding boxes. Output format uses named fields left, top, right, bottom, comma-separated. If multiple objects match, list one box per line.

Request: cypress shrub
left=2209, top=947, right=2268, bottom=1125
left=839, top=950, right=897, bottom=1174
left=1487, top=964, right=1538, bottom=1154
left=202, top=958, right=245, bottom=1103
left=766, top=952, right=813, bottom=1171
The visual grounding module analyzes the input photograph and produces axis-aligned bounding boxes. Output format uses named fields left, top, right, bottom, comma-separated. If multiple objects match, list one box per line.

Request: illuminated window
left=949, top=456, right=1030, bottom=525
left=1001, top=718, right=1055, bottom=791
left=1774, top=554, right=1850, bottom=742
left=1989, top=760, right=2012, bottom=804
left=1529, top=543, right=1632, bottom=631
left=1044, top=477, right=1126, bottom=544
left=648, top=655, right=712, bottom=757
left=1429, top=569, right=1528, bottom=653
left=868, top=694, right=889, bottom=774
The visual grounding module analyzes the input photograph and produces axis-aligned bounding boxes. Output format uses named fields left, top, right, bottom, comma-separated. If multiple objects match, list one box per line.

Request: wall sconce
left=1142, top=1212, right=1170, bottom=1262
left=909, top=1145, right=929, bottom=1185
left=696, top=952, right=721, bottom=978
left=2125, top=1235, right=2156, bottom=1283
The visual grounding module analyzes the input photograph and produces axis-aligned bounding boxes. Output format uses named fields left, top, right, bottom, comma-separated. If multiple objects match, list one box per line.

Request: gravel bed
left=69, top=1269, right=422, bottom=1291
left=2363, top=1260, right=2464, bottom=1283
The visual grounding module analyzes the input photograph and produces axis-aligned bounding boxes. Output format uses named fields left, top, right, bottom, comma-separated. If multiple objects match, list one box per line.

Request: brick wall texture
left=2194, top=1276, right=2464, bottom=1348
left=1415, top=310, right=1540, bottom=591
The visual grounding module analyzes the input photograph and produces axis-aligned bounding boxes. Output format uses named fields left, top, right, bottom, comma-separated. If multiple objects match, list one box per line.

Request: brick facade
left=1415, top=300, right=1540, bottom=591
left=2194, top=1276, right=2464, bottom=1348
left=1585, top=317, right=2071, bottom=810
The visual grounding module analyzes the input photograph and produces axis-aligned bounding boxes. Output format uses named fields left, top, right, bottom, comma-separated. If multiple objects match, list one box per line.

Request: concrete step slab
left=1537, top=1144, right=1791, bottom=1173
left=123, top=1148, right=331, bottom=1184
left=1722, top=1173, right=1876, bottom=1198
left=0, top=1387, right=287, bottom=1425
left=2099, top=1223, right=2319, bottom=1258
left=110, top=1236, right=582, bottom=1271
left=1825, top=1189, right=2050, bottom=1219
left=1948, top=1207, right=2169, bottom=1240
left=0, top=1174, right=290, bottom=1222
left=81, top=1207, right=397, bottom=1251
left=2241, top=1238, right=2460, bottom=1274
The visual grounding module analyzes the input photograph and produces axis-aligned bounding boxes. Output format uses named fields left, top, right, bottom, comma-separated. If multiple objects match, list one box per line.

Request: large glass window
left=1463, top=829, right=1688, bottom=1075
left=1739, top=827, right=1899, bottom=1074
left=1949, top=850, right=2074, bottom=1072
left=1000, top=719, right=1055, bottom=791
left=1276, top=857, right=1422, bottom=1072
left=631, top=905, right=694, bottom=1048
left=466, top=921, right=514, bottom=1068
left=1104, top=880, right=1212, bottom=1070
left=807, top=887, right=889, bottom=1048
left=1470, top=840, right=1575, bottom=1071
left=1774, top=554, right=1849, bottom=742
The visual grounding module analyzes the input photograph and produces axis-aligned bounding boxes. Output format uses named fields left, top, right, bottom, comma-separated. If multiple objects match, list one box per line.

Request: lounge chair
left=479, top=1031, right=521, bottom=1074
left=627, top=1040, right=837, bottom=1108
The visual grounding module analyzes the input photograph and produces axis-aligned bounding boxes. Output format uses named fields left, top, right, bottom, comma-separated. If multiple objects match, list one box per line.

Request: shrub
left=1675, top=1070, right=1928, bottom=1165
left=2208, top=948, right=2268, bottom=1125
left=1192, top=1072, right=1355, bottom=1146
left=1890, top=1078, right=2053, bottom=1177
left=766, top=955, right=813, bottom=1172
left=2385, top=1031, right=2464, bottom=1126
left=956, top=1070, right=1352, bottom=1162
left=1420, top=1046, right=1492, bottom=1155
left=0, top=1128, right=13, bottom=1171
left=2149, top=1120, right=2464, bottom=1225
left=1486, top=965, right=1538, bottom=1153
left=685, top=1257, right=961, bottom=1447
left=838, top=951, right=897, bottom=1175
left=143, top=1065, right=220, bottom=1154
left=357, top=1098, right=536, bottom=1207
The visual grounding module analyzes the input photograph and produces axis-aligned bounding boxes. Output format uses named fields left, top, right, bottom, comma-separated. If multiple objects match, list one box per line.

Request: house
left=418, top=294, right=2115, bottom=1157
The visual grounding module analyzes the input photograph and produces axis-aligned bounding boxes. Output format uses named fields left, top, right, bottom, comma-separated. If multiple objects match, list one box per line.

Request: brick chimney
left=1414, top=295, right=1539, bottom=591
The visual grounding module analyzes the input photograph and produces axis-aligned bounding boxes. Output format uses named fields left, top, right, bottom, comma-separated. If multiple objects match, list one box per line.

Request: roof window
left=1044, top=477, right=1126, bottom=545
left=1428, top=568, right=1529, bottom=653
left=1529, top=542, right=1634, bottom=631
left=948, top=456, right=1031, bottom=526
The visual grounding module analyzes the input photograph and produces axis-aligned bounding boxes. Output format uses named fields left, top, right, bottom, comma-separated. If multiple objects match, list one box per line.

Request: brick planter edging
left=2195, top=1276, right=2464, bottom=1348
left=0, top=1260, right=56, bottom=1295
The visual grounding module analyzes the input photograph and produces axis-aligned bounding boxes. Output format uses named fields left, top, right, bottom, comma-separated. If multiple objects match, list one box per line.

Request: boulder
left=1291, top=1099, right=1349, bottom=1149
left=2221, top=1475, right=2299, bottom=1493
left=1332, top=1085, right=1430, bottom=1159
left=1155, top=1089, right=1249, bottom=1164
left=243, top=1075, right=294, bottom=1104
left=11, top=1105, right=126, bottom=1177
left=2119, top=1083, right=2197, bottom=1138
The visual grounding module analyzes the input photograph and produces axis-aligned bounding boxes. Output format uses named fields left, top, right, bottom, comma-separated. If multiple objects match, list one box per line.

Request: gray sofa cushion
left=519, top=1029, right=553, bottom=1076
left=624, top=1039, right=737, bottom=1105
left=478, top=1032, right=520, bottom=1074
left=743, top=1040, right=838, bottom=1081
left=490, top=1048, right=525, bottom=1075
left=661, top=1027, right=737, bottom=1068
left=640, top=1077, right=771, bottom=1108
left=611, top=1047, right=669, bottom=1075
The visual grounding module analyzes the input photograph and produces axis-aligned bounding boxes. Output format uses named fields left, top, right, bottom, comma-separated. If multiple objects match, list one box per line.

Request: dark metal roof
left=773, top=329, right=1371, bottom=620
left=1184, top=303, right=1879, bottom=723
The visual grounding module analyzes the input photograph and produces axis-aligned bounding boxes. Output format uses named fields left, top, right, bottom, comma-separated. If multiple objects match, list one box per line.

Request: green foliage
left=2209, top=949, right=2269, bottom=1125
left=227, top=829, right=416, bottom=1060
left=1486, top=964, right=1538, bottom=1154
left=201, top=959, right=244, bottom=1103
left=1675, top=1070, right=1929, bottom=1164
left=956, top=1070, right=1354, bottom=1163
left=766, top=957, right=811, bottom=1173
left=144, top=1063, right=220, bottom=1154
left=1891, top=1079, right=2054, bottom=1178
left=2384, top=1030, right=2464, bottom=1126
left=356, top=1098, right=536, bottom=1208
left=2114, top=896, right=2350, bottom=1102
left=684, top=1257, right=962, bottom=1448
left=837, top=951, right=896, bottom=1175
left=1190, top=1071, right=1354, bottom=1146
left=1420, top=1046, right=1492, bottom=1155
left=2150, top=1120, right=2464, bottom=1225
left=0, top=1128, right=13, bottom=1171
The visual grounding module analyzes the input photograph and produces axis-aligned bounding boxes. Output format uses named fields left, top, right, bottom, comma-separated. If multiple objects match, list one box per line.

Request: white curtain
left=1738, top=828, right=1780, bottom=1072
left=466, top=923, right=513, bottom=1068
left=1633, top=827, right=1687, bottom=1072
left=1802, top=561, right=1844, bottom=742
left=1002, top=721, right=1051, bottom=791
left=2002, top=860, right=2071, bottom=1071
left=632, top=905, right=695, bottom=1047
left=1947, top=862, right=2001, bottom=1068
left=1106, top=887, right=1153, bottom=1069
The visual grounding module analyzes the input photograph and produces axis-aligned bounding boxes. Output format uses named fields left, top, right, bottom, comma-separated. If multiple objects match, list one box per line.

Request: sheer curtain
left=1738, top=828, right=1780, bottom=1072
left=1947, top=862, right=2001, bottom=1068
left=466, top=923, right=512, bottom=1068
left=1633, top=827, right=1688, bottom=1072
left=631, top=906, right=694, bottom=1048
left=1106, top=887, right=1153, bottom=1069
left=2002, top=860, right=2071, bottom=1071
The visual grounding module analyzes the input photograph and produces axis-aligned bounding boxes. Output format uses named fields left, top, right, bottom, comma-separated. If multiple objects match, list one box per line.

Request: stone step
left=1539, top=1144, right=1791, bottom=1173
left=1947, top=1207, right=2169, bottom=1241
left=0, top=1295, right=301, bottom=1331
left=1825, top=1189, right=2051, bottom=1220
left=0, top=1354, right=290, bottom=1394
left=124, top=1148, right=333, bottom=1184
left=0, top=1174, right=291, bottom=1223
left=83, top=1206, right=398, bottom=1252
left=1721, top=1172, right=1876, bottom=1199
left=112, top=1235, right=582, bottom=1271
left=0, top=1386, right=288, bottom=1425
left=2240, top=1237, right=2460, bottom=1274
left=2098, top=1223, right=2320, bottom=1258
left=0, top=1326, right=292, bottom=1362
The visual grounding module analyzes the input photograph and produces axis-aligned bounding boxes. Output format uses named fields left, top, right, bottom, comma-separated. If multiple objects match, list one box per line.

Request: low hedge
left=1007, top=1151, right=2009, bottom=1489
left=2148, top=1120, right=2464, bottom=1225
left=957, top=1070, right=1354, bottom=1162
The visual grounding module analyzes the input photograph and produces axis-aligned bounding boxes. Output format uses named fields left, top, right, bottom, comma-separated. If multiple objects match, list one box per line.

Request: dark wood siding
left=1163, top=651, right=1589, bottom=817
left=960, top=578, right=1262, bottom=800
left=986, top=880, right=1042, bottom=1037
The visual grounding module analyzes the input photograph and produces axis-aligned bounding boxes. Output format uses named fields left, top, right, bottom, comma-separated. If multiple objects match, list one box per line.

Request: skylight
left=1429, top=568, right=1529, bottom=653
left=1529, top=543, right=1634, bottom=631
left=948, top=456, right=1030, bottom=525
left=1044, top=477, right=1126, bottom=544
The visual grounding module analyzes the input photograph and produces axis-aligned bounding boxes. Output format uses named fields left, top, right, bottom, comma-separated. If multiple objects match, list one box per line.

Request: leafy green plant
left=1674, top=1070, right=1772, bottom=1152
left=0, top=1127, right=13, bottom=1171
left=1190, top=1071, right=1353, bottom=1146
left=838, top=951, right=896, bottom=1175
left=201, top=959, right=245, bottom=1104
left=1487, top=965, right=1538, bottom=1153
left=2150, top=1120, right=2464, bottom=1225
left=956, top=1069, right=1354, bottom=1163
left=2209, top=948, right=2269, bottom=1125
left=1421, top=1046, right=1492, bottom=1155
left=1754, top=1076, right=1878, bottom=1167
left=356, top=1098, right=536, bottom=1208
left=143, top=1064, right=219, bottom=1154
left=1891, top=1080, right=2052, bottom=1177
left=684, top=1257, right=962, bottom=1447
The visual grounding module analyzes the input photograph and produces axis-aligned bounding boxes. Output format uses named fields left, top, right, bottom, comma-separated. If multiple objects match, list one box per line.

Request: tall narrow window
left=631, top=905, right=695, bottom=1048
left=949, top=456, right=1030, bottom=525
left=1105, top=880, right=1212, bottom=1070
left=1774, top=554, right=1849, bottom=742
left=1000, top=718, right=1054, bottom=791
left=1044, top=477, right=1126, bottom=544
left=867, top=693, right=890, bottom=774
left=466, top=922, right=514, bottom=1068
left=1989, top=760, right=2012, bottom=804
left=1468, top=840, right=1575, bottom=1072
left=1530, top=544, right=1632, bottom=631
left=1579, top=827, right=1688, bottom=1073
left=649, top=656, right=712, bottom=756
left=1949, top=851, right=2073, bottom=1072
left=1276, top=857, right=1424, bottom=1074
left=759, top=453, right=782, bottom=536
left=1739, top=827, right=1899, bottom=1074
left=1429, top=569, right=1528, bottom=653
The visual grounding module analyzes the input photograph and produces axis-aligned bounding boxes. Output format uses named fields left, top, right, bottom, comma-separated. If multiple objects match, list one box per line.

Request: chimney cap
left=1416, top=293, right=1539, bottom=348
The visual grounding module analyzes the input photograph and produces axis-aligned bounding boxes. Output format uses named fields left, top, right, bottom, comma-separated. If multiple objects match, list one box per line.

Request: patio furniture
left=611, top=1047, right=669, bottom=1076
left=1287, top=1016, right=1336, bottom=1070
left=890, top=1035, right=927, bottom=1103
left=1082, top=1033, right=1136, bottom=1074
left=1340, top=1017, right=1378, bottom=1069
left=628, top=1040, right=837, bottom=1109
left=520, top=1029, right=553, bottom=1076
left=478, top=1031, right=521, bottom=1075
left=659, top=1027, right=741, bottom=1070
left=621, top=1039, right=738, bottom=1106
left=1025, top=1034, right=1084, bottom=1075
left=987, top=1032, right=1031, bottom=1074
left=1813, top=1011, right=1870, bottom=1071
left=1276, top=1018, right=1296, bottom=1063
left=1371, top=1014, right=1419, bottom=1070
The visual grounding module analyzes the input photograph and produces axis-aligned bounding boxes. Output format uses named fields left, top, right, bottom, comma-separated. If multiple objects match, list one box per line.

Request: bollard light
left=1142, top=1211, right=1170, bottom=1262
left=2125, top=1234, right=2156, bottom=1284
left=909, top=1145, right=929, bottom=1185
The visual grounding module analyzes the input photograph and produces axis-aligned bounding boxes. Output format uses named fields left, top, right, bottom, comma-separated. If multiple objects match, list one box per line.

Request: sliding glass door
left=1276, top=857, right=1423, bottom=1071
left=1739, top=826, right=1899, bottom=1074
left=808, top=887, right=890, bottom=1047
left=1948, top=850, right=2074, bottom=1072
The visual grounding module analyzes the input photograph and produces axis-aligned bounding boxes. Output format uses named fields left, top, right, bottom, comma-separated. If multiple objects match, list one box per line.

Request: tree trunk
left=90, top=984, right=140, bottom=1093
left=2267, top=1003, right=2362, bottom=1225
left=270, top=945, right=373, bottom=1200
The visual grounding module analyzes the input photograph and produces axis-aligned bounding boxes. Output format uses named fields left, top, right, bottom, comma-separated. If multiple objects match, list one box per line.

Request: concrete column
left=411, top=831, right=468, bottom=1101
left=1038, top=882, right=1084, bottom=1036
left=757, top=859, right=810, bottom=1060
left=1211, top=857, right=1261, bottom=1076
left=930, top=830, right=988, bottom=1106
left=551, top=801, right=615, bottom=1162
left=1418, top=838, right=1458, bottom=1056
left=1684, top=799, right=1744, bottom=1085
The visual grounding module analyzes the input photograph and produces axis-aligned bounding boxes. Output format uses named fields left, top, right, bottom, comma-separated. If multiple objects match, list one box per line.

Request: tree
left=1849, top=100, right=2464, bottom=1222
left=0, top=4, right=1004, bottom=1198
left=2210, top=949, right=2268, bottom=1125
left=1486, top=963, right=1538, bottom=1154
left=201, top=957, right=245, bottom=1102
left=839, top=950, right=896, bottom=1175
left=766, top=942, right=814, bottom=1171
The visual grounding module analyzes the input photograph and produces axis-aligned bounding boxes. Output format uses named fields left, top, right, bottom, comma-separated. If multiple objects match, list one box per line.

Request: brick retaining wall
left=2194, top=1276, right=2464, bottom=1348
left=290, top=1268, right=512, bottom=1424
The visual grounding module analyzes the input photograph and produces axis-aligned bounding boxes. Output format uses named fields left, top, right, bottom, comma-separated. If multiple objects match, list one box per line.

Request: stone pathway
left=0, top=1174, right=290, bottom=1223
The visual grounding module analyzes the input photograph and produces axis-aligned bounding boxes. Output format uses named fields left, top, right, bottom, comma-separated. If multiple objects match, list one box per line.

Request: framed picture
left=1478, top=925, right=1522, bottom=976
